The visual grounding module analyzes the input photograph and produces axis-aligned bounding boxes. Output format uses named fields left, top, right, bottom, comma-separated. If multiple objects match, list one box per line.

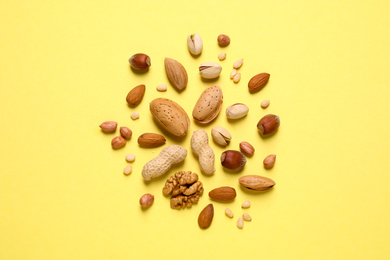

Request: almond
left=126, top=84, right=145, bottom=107
left=198, top=204, right=214, bottom=229
left=238, top=175, right=276, bottom=191
left=164, top=58, right=188, bottom=91
left=137, top=133, right=166, bottom=148
left=149, top=98, right=190, bottom=137
left=209, top=186, right=236, bottom=202
left=192, top=85, right=223, bottom=124
left=248, top=73, right=270, bottom=93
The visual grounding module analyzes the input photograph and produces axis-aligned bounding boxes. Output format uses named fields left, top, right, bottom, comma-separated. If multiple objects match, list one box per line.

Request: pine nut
left=233, top=73, right=241, bottom=83
left=230, top=69, right=237, bottom=79
left=233, top=59, right=243, bottom=69
left=157, top=84, right=167, bottom=92
left=123, top=165, right=132, bottom=175
left=131, top=112, right=139, bottom=120
left=242, top=200, right=251, bottom=208
left=237, top=217, right=244, bottom=229
left=218, top=53, right=226, bottom=61
left=243, top=213, right=252, bottom=222
left=261, top=99, right=270, bottom=108
left=125, top=154, right=136, bottom=162
left=225, top=208, right=234, bottom=218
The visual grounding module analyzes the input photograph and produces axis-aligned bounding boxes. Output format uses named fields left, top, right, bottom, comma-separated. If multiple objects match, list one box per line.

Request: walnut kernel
left=162, top=171, right=204, bottom=209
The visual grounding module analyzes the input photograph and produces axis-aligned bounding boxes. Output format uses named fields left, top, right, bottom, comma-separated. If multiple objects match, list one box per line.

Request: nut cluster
left=99, top=33, right=282, bottom=230
left=162, top=171, right=204, bottom=209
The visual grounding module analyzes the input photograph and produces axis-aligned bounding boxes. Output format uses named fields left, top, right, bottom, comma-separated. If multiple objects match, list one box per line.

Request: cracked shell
left=192, top=85, right=223, bottom=124
left=187, top=33, right=203, bottom=55
left=150, top=98, right=190, bottom=137
left=211, top=126, right=231, bottom=146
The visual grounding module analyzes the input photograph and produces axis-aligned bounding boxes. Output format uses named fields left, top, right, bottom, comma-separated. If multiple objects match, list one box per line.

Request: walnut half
left=162, top=171, right=204, bottom=209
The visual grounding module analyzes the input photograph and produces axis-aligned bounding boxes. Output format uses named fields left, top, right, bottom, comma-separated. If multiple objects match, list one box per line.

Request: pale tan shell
left=211, top=126, right=231, bottom=146
left=142, top=145, right=187, bottom=181
left=192, top=85, right=223, bottom=124
left=190, top=130, right=215, bottom=175
left=238, top=175, right=276, bottom=191
left=150, top=98, right=190, bottom=137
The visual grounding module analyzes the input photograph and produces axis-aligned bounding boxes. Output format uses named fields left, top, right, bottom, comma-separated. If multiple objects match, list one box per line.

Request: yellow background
left=1, top=0, right=390, bottom=259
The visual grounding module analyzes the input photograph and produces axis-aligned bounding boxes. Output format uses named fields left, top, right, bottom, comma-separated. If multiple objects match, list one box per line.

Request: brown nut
left=217, top=34, right=230, bottom=47
left=238, top=175, right=275, bottom=191
left=129, top=53, right=151, bottom=70
left=139, top=194, right=154, bottom=208
left=209, top=186, right=236, bottom=201
left=162, top=171, right=203, bottom=209
left=164, top=58, right=188, bottom=91
left=192, top=85, right=223, bottom=124
left=239, top=142, right=255, bottom=157
left=248, top=73, right=270, bottom=93
left=220, top=150, right=247, bottom=171
left=198, top=204, right=214, bottom=229
left=137, top=133, right=166, bottom=148
left=99, top=121, right=117, bottom=133
left=257, top=114, right=280, bottom=135
left=150, top=98, right=190, bottom=137
left=120, top=127, right=132, bottom=140
left=111, top=136, right=126, bottom=149
left=126, top=84, right=146, bottom=106
left=263, top=154, right=276, bottom=169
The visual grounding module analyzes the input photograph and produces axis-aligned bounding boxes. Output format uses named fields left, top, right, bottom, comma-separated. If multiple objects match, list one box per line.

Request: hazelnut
left=139, top=194, right=154, bottom=208
left=217, top=34, right=230, bottom=47
left=257, top=114, right=280, bottom=135
left=111, top=136, right=126, bottom=149
left=220, top=150, right=247, bottom=171
left=239, top=141, right=255, bottom=157
left=120, top=127, right=132, bottom=140
left=263, top=154, right=276, bottom=169
left=129, top=53, right=151, bottom=70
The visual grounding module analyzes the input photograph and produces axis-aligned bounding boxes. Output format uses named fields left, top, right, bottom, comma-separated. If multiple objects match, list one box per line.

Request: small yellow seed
left=156, top=84, right=167, bottom=92
left=237, top=217, right=244, bottom=229
left=225, top=208, right=234, bottom=218
left=233, top=59, right=243, bottom=69
left=131, top=112, right=140, bottom=120
left=123, top=165, right=132, bottom=175
left=261, top=100, right=270, bottom=108
left=218, top=53, right=226, bottom=61
left=233, top=73, right=241, bottom=83
left=243, top=213, right=252, bottom=221
left=242, top=200, right=251, bottom=208
left=230, top=69, right=237, bottom=79
left=125, top=154, right=136, bottom=162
